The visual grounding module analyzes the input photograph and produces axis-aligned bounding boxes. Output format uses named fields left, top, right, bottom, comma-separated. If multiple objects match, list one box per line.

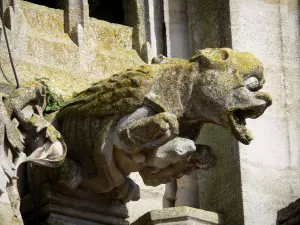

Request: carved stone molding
left=131, top=206, right=223, bottom=225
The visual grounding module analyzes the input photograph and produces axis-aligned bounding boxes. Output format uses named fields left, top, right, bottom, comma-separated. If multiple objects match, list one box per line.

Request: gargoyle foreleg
left=114, top=106, right=179, bottom=151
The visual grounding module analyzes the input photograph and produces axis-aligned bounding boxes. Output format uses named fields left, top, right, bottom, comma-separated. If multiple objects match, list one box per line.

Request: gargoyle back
left=56, top=66, right=154, bottom=120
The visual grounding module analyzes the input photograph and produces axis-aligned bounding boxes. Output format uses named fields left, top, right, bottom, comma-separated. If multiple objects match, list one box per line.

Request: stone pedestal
left=131, top=206, right=223, bottom=225
left=21, top=184, right=129, bottom=225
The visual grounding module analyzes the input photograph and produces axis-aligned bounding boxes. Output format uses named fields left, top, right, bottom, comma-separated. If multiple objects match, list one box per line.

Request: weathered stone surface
left=131, top=206, right=223, bottom=225
left=187, top=0, right=232, bottom=51
left=0, top=1, right=144, bottom=100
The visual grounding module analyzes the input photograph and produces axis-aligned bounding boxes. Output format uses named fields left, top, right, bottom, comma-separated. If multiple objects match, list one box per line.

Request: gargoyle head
left=187, top=48, right=272, bottom=144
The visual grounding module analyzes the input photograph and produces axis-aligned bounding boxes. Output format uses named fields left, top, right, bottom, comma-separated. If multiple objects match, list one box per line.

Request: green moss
left=34, top=77, right=65, bottom=115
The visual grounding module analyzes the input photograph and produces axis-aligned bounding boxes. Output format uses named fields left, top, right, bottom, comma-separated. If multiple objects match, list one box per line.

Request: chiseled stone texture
left=230, top=0, right=300, bottom=224
left=131, top=206, right=223, bottom=225
left=0, top=1, right=144, bottom=99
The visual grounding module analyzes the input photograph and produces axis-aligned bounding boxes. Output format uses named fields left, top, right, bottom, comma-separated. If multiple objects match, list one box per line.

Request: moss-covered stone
left=54, top=48, right=272, bottom=200
left=0, top=0, right=144, bottom=101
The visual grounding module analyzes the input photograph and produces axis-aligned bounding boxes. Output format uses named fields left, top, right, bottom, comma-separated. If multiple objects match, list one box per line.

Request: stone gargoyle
left=54, top=48, right=272, bottom=203
left=0, top=81, right=66, bottom=224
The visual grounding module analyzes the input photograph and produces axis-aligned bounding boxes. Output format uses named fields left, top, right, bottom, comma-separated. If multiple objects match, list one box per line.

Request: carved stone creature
left=0, top=82, right=66, bottom=224
left=55, top=48, right=272, bottom=203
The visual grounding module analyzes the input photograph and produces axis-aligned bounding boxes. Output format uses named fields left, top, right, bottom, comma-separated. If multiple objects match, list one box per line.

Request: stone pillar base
left=131, top=206, right=223, bottom=225
left=21, top=184, right=129, bottom=225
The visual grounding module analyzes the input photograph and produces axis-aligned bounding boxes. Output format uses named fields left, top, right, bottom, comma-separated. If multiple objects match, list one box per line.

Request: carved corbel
left=0, top=82, right=66, bottom=224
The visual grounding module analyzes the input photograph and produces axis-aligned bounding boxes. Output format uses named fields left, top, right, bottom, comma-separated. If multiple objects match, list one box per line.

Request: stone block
left=131, top=206, right=223, bottom=225
left=21, top=184, right=129, bottom=225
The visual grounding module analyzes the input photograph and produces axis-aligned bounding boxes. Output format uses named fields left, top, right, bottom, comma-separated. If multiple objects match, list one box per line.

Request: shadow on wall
left=197, top=124, right=244, bottom=225
left=24, top=0, right=62, bottom=8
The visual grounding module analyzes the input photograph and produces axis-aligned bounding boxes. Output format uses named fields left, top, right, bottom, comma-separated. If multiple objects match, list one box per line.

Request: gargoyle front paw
left=115, top=177, right=140, bottom=203
left=123, top=112, right=179, bottom=148
left=143, top=112, right=179, bottom=147
left=151, top=137, right=196, bottom=168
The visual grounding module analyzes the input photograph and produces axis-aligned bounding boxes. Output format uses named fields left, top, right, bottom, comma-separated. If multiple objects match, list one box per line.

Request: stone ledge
left=21, top=184, right=129, bottom=225
left=131, top=206, right=223, bottom=225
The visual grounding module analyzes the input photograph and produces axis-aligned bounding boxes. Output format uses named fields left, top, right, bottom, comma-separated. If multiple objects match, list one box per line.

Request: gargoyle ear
left=189, top=48, right=230, bottom=69
left=189, top=51, right=211, bottom=68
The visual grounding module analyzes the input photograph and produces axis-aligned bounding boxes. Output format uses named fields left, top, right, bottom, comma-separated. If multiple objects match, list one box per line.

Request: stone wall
left=230, top=1, right=300, bottom=224
left=184, top=1, right=300, bottom=224
left=0, top=0, right=144, bottom=99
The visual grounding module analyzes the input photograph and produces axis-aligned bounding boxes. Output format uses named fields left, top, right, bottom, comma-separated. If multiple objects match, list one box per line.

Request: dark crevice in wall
left=24, top=0, right=62, bottom=9
left=25, top=0, right=125, bottom=25
left=89, top=0, right=124, bottom=25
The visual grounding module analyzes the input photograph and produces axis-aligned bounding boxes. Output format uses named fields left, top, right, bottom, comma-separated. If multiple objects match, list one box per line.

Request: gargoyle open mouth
left=229, top=107, right=265, bottom=145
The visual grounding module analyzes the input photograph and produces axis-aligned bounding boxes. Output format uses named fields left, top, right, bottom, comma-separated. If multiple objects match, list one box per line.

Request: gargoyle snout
left=246, top=92, right=272, bottom=119
left=255, top=91, right=272, bottom=108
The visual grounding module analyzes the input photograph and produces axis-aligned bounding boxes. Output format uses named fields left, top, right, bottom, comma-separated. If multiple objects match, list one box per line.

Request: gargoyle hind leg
left=114, top=106, right=179, bottom=151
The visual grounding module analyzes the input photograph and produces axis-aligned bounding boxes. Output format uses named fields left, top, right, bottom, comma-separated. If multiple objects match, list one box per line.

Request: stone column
left=162, top=0, right=200, bottom=209
left=0, top=0, right=20, bottom=30
left=147, top=0, right=164, bottom=57
left=64, top=0, right=89, bottom=46
left=229, top=0, right=300, bottom=224
left=123, top=0, right=149, bottom=55
left=123, top=0, right=163, bottom=62
left=163, top=0, right=189, bottom=58
left=187, top=1, right=244, bottom=225
left=187, top=0, right=232, bottom=51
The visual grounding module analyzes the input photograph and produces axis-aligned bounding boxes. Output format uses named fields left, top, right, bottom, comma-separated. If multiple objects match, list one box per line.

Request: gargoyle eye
left=245, top=76, right=260, bottom=91
left=220, top=50, right=229, bottom=60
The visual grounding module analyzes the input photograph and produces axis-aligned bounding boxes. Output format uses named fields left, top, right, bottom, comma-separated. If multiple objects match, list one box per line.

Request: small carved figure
left=55, top=48, right=272, bottom=203
left=0, top=82, right=66, bottom=224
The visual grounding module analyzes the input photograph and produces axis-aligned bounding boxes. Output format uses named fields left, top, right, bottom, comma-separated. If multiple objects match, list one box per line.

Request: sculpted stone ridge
left=0, top=81, right=66, bottom=224
left=55, top=48, right=272, bottom=203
